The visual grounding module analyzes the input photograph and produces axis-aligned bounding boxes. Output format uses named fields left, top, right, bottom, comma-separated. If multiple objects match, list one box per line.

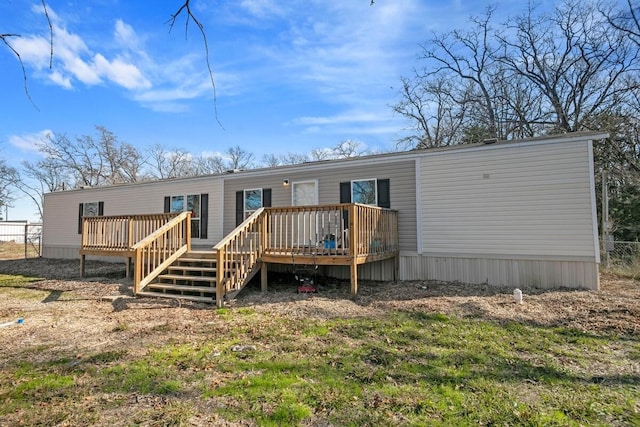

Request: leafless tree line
left=393, top=0, right=640, bottom=239
left=394, top=0, right=640, bottom=149
left=0, top=126, right=370, bottom=220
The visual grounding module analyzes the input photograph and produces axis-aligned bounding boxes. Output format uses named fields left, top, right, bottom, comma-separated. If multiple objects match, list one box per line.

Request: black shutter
left=377, top=179, right=390, bottom=208
left=236, top=191, right=244, bottom=226
left=340, top=182, right=351, bottom=203
left=164, top=196, right=170, bottom=213
left=263, top=188, right=272, bottom=207
left=98, top=201, right=104, bottom=216
left=339, top=182, right=351, bottom=229
left=200, top=193, right=208, bottom=239
left=78, top=203, right=84, bottom=234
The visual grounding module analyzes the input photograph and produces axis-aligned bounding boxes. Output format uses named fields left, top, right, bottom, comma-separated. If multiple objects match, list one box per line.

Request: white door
left=291, top=181, right=318, bottom=248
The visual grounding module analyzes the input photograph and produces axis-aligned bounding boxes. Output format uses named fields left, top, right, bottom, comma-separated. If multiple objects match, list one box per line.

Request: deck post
left=350, top=261, right=358, bottom=297
left=126, top=257, right=132, bottom=278
left=134, top=249, right=141, bottom=294
left=216, top=248, right=225, bottom=308
left=261, top=262, right=268, bottom=292
left=349, top=204, right=358, bottom=297
left=185, top=212, right=192, bottom=252
left=80, top=254, right=85, bottom=277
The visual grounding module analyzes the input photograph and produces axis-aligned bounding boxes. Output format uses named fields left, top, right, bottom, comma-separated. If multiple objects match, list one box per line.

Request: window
left=83, top=202, right=99, bottom=217
left=351, top=179, right=377, bottom=205
left=292, top=181, right=318, bottom=206
left=244, top=189, right=262, bottom=218
left=164, top=194, right=207, bottom=239
left=78, top=201, right=104, bottom=234
left=340, top=178, right=390, bottom=208
left=170, top=195, right=184, bottom=213
left=236, top=188, right=271, bottom=225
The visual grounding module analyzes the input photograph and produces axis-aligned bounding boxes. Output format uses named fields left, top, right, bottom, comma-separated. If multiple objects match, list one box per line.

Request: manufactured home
left=42, top=132, right=607, bottom=306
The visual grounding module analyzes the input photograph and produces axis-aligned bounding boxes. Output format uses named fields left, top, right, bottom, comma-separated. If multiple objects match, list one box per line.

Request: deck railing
left=213, top=208, right=265, bottom=307
left=131, top=211, right=192, bottom=293
left=262, top=204, right=398, bottom=258
left=81, top=204, right=397, bottom=303
left=81, top=213, right=178, bottom=251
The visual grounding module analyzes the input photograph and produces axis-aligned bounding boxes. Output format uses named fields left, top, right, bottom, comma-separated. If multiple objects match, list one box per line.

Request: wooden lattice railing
left=81, top=204, right=397, bottom=305
left=351, top=204, right=399, bottom=257
left=213, top=208, right=265, bottom=307
left=262, top=204, right=398, bottom=258
left=81, top=213, right=178, bottom=251
left=212, top=204, right=398, bottom=305
left=131, top=212, right=191, bottom=293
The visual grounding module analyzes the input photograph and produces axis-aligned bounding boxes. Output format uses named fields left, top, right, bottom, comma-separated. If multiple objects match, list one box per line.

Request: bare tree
left=16, top=157, right=71, bottom=220
left=394, top=76, right=469, bottom=149
left=333, top=140, right=366, bottom=158
left=602, top=0, right=640, bottom=48
left=194, top=154, right=226, bottom=175
left=146, top=144, right=195, bottom=179
left=0, top=160, right=19, bottom=218
left=262, top=153, right=310, bottom=167
left=419, top=5, right=502, bottom=139
left=34, top=126, right=143, bottom=188
left=225, top=145, right=254, bottom=171
left=498, top=0, right=639, bottom=133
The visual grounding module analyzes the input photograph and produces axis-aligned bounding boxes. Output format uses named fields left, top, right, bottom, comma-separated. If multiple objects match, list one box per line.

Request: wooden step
left=168, top=265, right=217, bottom=273
left=183, top=251, right=217, bottom=259
left=136, top=291, right=215, bottom=304
left=158, top=273, right=217, bottom=282
left=146, top=283, right=216, bottom=293
left=176, top=258, right=217, bottom=265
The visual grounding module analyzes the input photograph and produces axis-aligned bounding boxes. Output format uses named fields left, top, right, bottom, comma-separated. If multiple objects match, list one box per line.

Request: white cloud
left=294, top=111, right=381, bottom=126
left=114, top=19, right=139, bottom=48
left=8, top=130, right=53, bottom=153
left=93, top=54, right=151, bottom=90
left=239, top=0, right=285, bottom=18
left=11, top=5, right=150, bottom=92
left=225, top=0, right=428, bottom=131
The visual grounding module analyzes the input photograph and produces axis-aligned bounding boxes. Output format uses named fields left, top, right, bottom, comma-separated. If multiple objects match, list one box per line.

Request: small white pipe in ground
left=0, top=318, right=24, bottom=328
left=513, top=288, right=523, bottom=304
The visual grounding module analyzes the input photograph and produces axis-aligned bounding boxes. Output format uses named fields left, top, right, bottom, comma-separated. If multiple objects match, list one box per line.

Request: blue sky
left=1, top=0, right=531, bottom=220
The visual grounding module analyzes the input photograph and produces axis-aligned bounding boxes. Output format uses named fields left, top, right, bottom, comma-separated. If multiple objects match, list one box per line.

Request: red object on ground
left=297, top=283, right=317, bottom=293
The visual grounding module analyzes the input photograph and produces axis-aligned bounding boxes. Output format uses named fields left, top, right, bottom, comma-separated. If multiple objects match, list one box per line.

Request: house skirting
left=399, top=254, right=599, bottom=291
left=42, top=246, right=599, bottom=291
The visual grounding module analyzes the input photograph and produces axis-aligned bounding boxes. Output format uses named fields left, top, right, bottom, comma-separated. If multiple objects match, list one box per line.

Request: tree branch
left=168, top=1, right=223, bottom=129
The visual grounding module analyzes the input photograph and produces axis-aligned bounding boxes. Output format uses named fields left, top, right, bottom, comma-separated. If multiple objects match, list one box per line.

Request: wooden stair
left=138, top=251, right=219, bottom=303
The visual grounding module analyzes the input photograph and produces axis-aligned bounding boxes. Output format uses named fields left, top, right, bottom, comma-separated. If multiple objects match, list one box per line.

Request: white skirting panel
left=43, top=246, right=129, bottom=264
left=43, top=246, right=81, bottom=259
left=400, top=255, right=599, bottom=290
left=268, top=259, right=397, bottom=282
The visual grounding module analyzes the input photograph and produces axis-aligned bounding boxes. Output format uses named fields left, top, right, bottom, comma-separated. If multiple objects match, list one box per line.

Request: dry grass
left=0, top=258, right=638, bottom=426
left=0, top=241, right=41, bottom=260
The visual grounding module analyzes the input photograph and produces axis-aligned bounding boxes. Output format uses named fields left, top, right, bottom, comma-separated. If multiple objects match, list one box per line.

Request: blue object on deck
left=323, top=233, right=336, bottom=249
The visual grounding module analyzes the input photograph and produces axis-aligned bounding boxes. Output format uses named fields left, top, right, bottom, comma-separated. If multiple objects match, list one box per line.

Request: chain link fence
left=602, top=240, right=640, bottom=276
left=0, top=222, right=42, bottom=259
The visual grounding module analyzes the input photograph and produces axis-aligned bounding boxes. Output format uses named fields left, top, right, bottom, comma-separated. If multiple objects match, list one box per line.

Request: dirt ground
left=0, top=257, right=638, bottom=352
left=0, top=257, right=638, bottom=426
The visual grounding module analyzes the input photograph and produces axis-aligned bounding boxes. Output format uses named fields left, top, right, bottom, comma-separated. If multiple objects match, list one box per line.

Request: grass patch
left=0, top=309, right=637, bottom=426
left=0, top=241, right=40, bottom=259
left=0, top=273, right=42, bottom=286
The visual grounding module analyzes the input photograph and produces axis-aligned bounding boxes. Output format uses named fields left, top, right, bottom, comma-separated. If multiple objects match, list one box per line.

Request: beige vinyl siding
left=419, top=140, right=597, bottom=260
left=43, top=177, right=224, bottom=257
left=222, top=159, right=417, bottom=252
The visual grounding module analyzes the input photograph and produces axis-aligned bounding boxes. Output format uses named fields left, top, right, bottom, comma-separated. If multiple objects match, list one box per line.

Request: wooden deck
left=80, top=204, right=398, bottom=306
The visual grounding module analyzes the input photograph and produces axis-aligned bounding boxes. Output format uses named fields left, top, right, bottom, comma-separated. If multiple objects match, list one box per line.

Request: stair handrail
left=131, top=211, right=192, bottom=293
left=213, top=207, right=265, bottom=307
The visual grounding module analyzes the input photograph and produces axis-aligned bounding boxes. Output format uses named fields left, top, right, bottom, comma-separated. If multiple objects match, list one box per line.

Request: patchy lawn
left=0, top=258, right=638, bottom=426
